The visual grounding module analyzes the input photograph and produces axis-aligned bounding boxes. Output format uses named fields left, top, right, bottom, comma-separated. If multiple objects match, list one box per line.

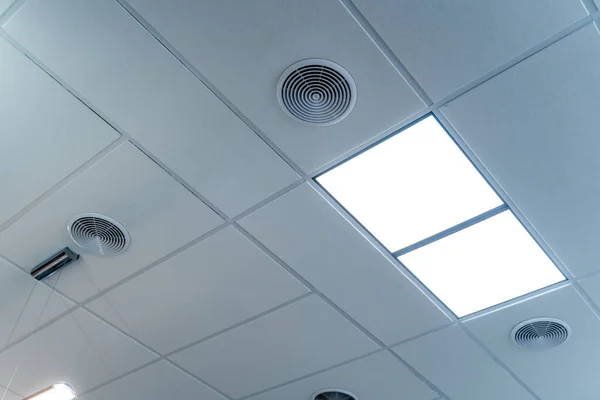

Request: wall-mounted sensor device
left=30, top=247, right=79, bottom=281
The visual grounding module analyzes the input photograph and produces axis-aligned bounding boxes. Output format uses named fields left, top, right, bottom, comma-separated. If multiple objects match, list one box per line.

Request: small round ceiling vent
left=67, top=213, right=130, bottom=256
left=312, top=389, right=357, bottom=400
left=277, top=59, right=356, bottom=126
left=511, top=318, right=570, bottom=350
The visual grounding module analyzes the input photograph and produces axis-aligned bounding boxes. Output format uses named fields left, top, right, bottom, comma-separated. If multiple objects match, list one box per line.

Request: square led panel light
left=398, top=211, right=565, bottom=317
left=317, top=116, right=502, bottom=252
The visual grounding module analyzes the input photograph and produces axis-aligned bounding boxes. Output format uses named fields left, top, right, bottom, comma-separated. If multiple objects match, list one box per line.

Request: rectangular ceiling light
left=24, top=383, right=76, bottom=400
left=399, top=211, right=565, bottom=317
left=317, top=116, right=502, bottom=252
left=317, top=115, right=564, bottom=316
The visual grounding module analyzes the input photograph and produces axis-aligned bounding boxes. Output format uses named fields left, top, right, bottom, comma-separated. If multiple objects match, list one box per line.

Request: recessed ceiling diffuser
left=67, top=213, right=130, bottom=256
left=277, top=59, right=356, bottom=126
left=312, top=389, right=358, bottom=400
left=512, top=318, right=571, bottom=350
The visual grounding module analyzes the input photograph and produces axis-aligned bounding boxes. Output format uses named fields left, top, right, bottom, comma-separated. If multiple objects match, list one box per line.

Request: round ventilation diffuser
left=312, top=390, right=357, bottom=400
left=68, top=213, right=130, bottom=256
left=511, top=318, right=570, bottom=350
left=277, top=59, right=356, bottom=126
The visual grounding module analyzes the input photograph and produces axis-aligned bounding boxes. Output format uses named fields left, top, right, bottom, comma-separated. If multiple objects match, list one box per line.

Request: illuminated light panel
left=24, top=383, right=76, bottom=400
left=317, top=116, right=502, bottom=252
left=399, top=211, right=565, bottom=317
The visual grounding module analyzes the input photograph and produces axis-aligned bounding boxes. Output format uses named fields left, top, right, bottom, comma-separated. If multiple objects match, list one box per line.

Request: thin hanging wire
left=59, top=262, right=182, bottom=398
left=0, top=253, right=179, bottom=398
left=78, top=265, right=137, bottom=339
left=0, top=265, right=65, bottom=398
left=32, top=270, right=66, bottom=337
left=0, top=364, right=18, bottom=400
left=53, top=264, right=114, bottom=381
left=73, top=260, right=183, bottom=397
left=3, top=281, right=37, bottom=349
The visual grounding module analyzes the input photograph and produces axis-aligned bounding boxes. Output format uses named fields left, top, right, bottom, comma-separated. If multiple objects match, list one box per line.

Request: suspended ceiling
left=0, top=1, right=599, bottom=399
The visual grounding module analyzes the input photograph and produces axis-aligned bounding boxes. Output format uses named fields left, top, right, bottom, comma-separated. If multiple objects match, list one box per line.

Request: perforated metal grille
left=278, top=60, right=356, bottom=126
left=512, top=318, right=570, bottom=349
left=68, top=214, right=130, bottom=256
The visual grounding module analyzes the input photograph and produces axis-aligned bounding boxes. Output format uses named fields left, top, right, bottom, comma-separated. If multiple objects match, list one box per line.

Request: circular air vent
left=67, top=213, right=130, bottom=256
left=511, top=318, right=570, bottom=350
left=277, top=59, right=356, bottom=126
left=312, top=389, right=357, bottom=400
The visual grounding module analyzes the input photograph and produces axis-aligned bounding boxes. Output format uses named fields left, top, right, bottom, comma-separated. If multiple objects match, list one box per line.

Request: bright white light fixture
left=318, top=114, right=564, bottom=316
left=317, top=116, right=502, bottom=252
left=399, top=211, right=565, bottom=317
left=24, top=383, right=76, bottom=400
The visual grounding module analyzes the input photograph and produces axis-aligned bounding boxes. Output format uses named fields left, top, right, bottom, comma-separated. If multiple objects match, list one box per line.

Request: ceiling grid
left=0, top=0, right=598, bottom=399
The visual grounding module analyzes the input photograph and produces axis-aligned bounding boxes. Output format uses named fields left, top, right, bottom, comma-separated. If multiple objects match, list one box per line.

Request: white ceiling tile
left=0, top=142, right=222, bottom=302
left=4, top=0, right=299, bottom=216
left=464, top=285, right=600, bottom=400
left=86, top=226, right=308, bottom=354
left=0, top=258, right=73, bottom=347
left=0, top=308, right=155, bottom=397
left=239, top=184, right=450, bottom=345
left=80, top=360, right=225, bottom=400
left=246, top=352, right=437, bottom=400
left=169, top=295, right=378, bottom=399
left=394, top=325, right=535, bottom=400
left=0, top=37, right=117, bottom=226
left=442, top=25, right=600, bottom=277
left=125, top=0, right=425, bottom=173
left=353, top=0, right=587, bottom=100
